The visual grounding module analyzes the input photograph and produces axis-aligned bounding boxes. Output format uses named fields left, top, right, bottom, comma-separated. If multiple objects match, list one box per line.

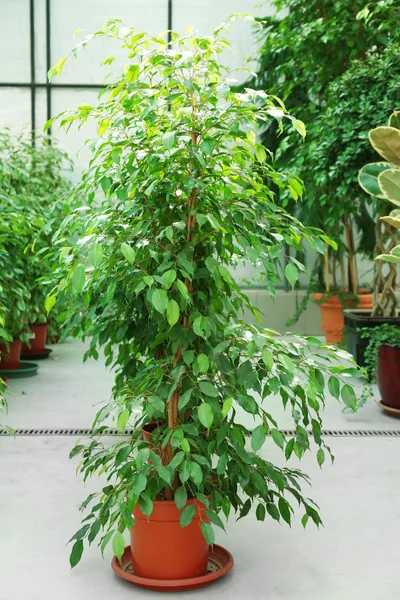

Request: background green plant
left=249, top=0, right=400, bottom=301
left=47, top=20, right=365, bottom=568
left=0, top=131, right=74, bottom=342
left=359, top=324, right=400, bottom=381
left=358, top=110, right=400, bottom=317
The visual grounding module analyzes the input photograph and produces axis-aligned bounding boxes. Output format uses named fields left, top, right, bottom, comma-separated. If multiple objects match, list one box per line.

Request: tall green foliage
left=0, top=133, right=74, bottom=337
left=251, top=0, right=400, bottom=293
left=47, top=20, right=364, bottom=566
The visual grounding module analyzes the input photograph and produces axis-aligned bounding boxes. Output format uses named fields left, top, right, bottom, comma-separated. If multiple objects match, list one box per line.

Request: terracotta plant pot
left=312, top=292, right=373, bottom=345
left=377, top=345, right=400, bottom=410
left=131, top=500, right=209, bottom=580
left=0, top=340, right=21, bottom=370
left=21, top=323, right=48, bottom=354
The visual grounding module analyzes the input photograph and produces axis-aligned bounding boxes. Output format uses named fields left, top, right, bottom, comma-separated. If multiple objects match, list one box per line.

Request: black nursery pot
left=343, top=309, right=400, bottom=368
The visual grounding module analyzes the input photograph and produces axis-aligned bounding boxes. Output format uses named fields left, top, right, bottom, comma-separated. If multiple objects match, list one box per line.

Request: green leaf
left=328, top=376, right=340, bottom=399
left=152, top=289, right=169, bottom=315
left=117, top=409, right=130, bottom=432
left=317, top=448, right=325, bottom=467
left=121, top=243, right=136, bottom=265
left=189, top=461, right=203, bottom=486
left=167, top=299, right=180, bottom=326
left=176, top=279, right=190, bottom=303
left=278, top=498, right=291, bottom=525
left=206, top=509, right=225, bottom=530
left=181, top=438, right=190, bottom=454
left=341, top=384, right=357, bottom=410
left=45, top=294, right=56, bottom=313
left=256, top=503, right=266, bottom=521
left=198, top=402, right=214, bottom=429
left=174, top=486, right=188, bottom=511
left=126, top=64, right=140, bottom=81
left=278, top=353, right=294, bottom=374
left=72, top=265, right=85, bottom=294
left=284, top=264, right=298, bottom=289
left=138, top=494, right=153, bottom=517
left=199, top=381, right=218, bottom=397
left=132, top=474, right=147, bottom=496
left=162, top=131, right=176, bottom=149
left=266, top=503, right=280, bottom=521
left=197, top=353, right=209, bottom=373
left=271, top=429, right=285, bottom=450
left=261, top=348, right=274, bottom=370
left=292, top=118, right=306, bottom=138
left=70, top=539, right=84, bottom=568
left=200, top=522, right=215, bottom=546
left=178, top=388, right=193, bottom=410
left=88, top=242, right=103, bottom=267
left=98, top=117, right=110, bottom=136
left=180, top=504, right=195, bottom=528
left=251, top=424, right=267, bottom=452
left=193, top=316, right=205, bottom=338
left=162, top=269, right=177, bottom=288
left=156, top=465, right=172, bottom=485
left=112, top=532, right=125, bottom=561
left=221, top=397, right=232, bottom=418
left=255, top=144, right=267, bottom=163
left=88, top=520, right=101, bottom=545
left=216, top=452, right=228, bottom=475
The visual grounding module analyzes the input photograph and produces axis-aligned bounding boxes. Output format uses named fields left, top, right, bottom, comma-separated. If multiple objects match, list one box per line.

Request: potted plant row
left=47, top=20, right=364, bottom=590
left=0, top=132, right=74, bottom=372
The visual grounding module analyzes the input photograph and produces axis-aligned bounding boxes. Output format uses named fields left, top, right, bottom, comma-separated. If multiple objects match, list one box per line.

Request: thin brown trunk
left=332, top=253, right=337, bottom=289
left=166, top=93, right=198, bottom=496
left=340, top=256, right=346, bottom=290
left=324, top=243, right=330, bottom=292
left=343, top=216, right=357, bottom=293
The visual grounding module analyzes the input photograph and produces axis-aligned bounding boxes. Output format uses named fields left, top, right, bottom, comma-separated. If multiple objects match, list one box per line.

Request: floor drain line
left=1, top=428, right=400, bottom=437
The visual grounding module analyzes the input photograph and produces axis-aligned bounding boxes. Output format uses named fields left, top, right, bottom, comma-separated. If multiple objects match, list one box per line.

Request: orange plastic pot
left=131, top=500, right=209, bottom=580
left=0, top=340, right=21, bottom=370
left=312, top=292, right=372, bottom=345
left=21, top=323, right=48, bottom=354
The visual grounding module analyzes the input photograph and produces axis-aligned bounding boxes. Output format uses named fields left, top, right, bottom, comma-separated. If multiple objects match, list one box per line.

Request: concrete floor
left=1, top=339, right=400, bottom=599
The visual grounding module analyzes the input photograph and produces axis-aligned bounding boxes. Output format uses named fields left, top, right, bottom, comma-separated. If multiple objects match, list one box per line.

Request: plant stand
left=344, top=309, right=400, bottom=367
left=111, top=545, right=234, bottom=592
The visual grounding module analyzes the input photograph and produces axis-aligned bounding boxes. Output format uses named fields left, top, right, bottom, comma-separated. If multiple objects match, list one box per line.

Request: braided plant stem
left=372, top=214, right=398, bottom=317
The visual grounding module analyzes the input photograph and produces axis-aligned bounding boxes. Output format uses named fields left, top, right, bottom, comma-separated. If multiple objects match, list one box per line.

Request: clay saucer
left=111, top=544, right=234, bottom=592
left=378, top=401, right=400, bottom=418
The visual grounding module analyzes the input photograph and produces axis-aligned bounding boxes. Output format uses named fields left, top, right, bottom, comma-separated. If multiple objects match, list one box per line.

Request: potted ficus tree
left=47, top=20, right=364, bottom=590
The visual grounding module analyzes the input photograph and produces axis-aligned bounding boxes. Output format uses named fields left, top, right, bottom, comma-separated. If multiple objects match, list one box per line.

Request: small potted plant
left=0, top=201, right=31, bottom=371
left=0, top=132, right=74, bottom=357
left=47, top=20, right=364, bottom=589
left=344, top=111, right=400, bottom=365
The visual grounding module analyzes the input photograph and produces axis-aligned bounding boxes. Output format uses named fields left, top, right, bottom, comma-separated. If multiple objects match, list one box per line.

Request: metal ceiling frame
left=0, top=0, right=173, bottom=144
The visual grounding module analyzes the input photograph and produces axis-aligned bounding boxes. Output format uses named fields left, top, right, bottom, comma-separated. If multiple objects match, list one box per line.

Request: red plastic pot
left=131, top=499, right=209, bottom=580
left=21, top=323, right=48, bottom=354
left=377, top=345, right=400, bottom=410
left=0, top=340, right=21, bottom=370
